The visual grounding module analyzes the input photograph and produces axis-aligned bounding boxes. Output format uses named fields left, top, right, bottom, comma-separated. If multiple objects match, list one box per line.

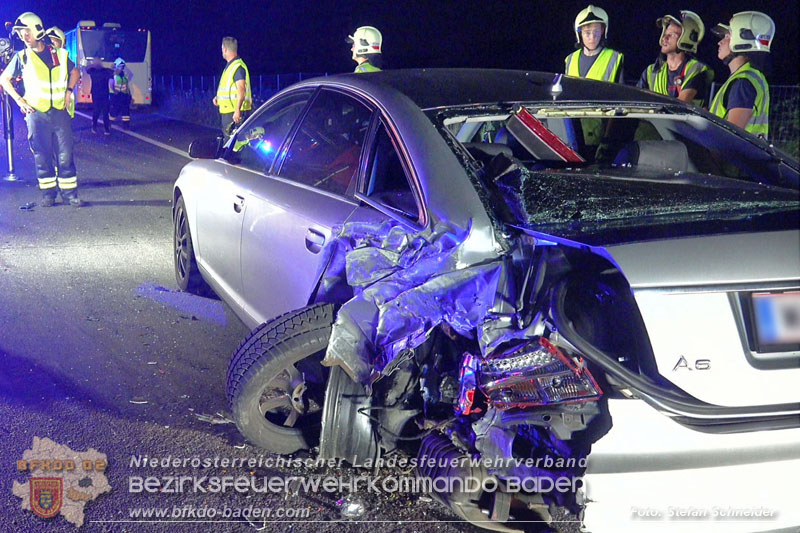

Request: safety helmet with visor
left=347, top=26, right=382, bottom=56
left=45, top=26, right=66, bottom=48
left=574, top=5, right=609, bottom=44
left=657, top=10, right=704, bottom=54
left=712, top=11, right=774, bottom=54
left=12, top=12, right=46, bottom=41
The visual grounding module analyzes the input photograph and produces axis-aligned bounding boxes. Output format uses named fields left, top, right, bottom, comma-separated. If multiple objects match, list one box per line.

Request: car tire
left=227, top=303, right=334, bottom=454
left=173, top=195, right=203, bottom=292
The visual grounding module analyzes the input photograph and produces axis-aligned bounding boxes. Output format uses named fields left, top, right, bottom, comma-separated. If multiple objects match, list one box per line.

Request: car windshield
left=431, top=104, right=800, bottom=234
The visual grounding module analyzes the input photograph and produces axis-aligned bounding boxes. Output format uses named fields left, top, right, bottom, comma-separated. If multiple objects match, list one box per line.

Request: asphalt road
left=0, top=106, right=543, bottom=532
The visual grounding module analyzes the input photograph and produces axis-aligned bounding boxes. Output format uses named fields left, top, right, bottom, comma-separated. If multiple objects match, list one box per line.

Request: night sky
left=3, top=0, right=799, bottom=84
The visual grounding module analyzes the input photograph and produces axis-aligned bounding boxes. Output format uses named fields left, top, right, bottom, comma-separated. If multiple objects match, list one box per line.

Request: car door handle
left=305, top=228, right=326, bottom=254
left=233, top=195, right=245, bottom=213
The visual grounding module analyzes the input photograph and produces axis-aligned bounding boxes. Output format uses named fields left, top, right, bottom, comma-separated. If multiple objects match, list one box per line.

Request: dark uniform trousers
left=220, top=110, right=251, bottom=137
left=25, top=108, right=78, bottom=199
left=111, top=93, right=131, bottom=127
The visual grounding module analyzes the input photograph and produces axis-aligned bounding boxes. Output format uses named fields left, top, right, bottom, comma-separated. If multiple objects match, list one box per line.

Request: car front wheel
left=173, top=195, right=203, bottom=292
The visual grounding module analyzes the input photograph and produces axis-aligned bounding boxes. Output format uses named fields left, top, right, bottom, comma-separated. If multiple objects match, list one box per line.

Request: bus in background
left=65, top=21, right=151, bottom=106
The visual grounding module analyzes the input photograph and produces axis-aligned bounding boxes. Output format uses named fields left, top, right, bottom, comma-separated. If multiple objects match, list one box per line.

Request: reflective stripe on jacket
left=710, top=62, right=770, bottom=138
left=564, top=48, right=623, bottom=82
left=216, top=58, right=252, bottom=114
left=645, top=57, right=713, bottom=107
left=21, top=47, right=70, bottom=113
left=354, top=62, right=381, bottom=73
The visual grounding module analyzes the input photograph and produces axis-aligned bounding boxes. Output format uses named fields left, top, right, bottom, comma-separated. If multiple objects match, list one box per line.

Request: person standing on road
left=710, top=11, right=774, bottom=138
left=348, top=26, right=382, bottom=73
left=109, top=58, right=131, bottom=129
left=0, top=12, right=81, bottom=207
left=86, top=57, right=112, bottom=134
left=213, top=37, right=252, bottom=136
left=564, top=5, right=624, bottom=82
left=637, top=11, right=714, bottom=108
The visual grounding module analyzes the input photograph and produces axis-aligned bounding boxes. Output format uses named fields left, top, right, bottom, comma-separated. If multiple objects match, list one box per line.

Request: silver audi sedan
left=173, top=69, right=800, bottom=532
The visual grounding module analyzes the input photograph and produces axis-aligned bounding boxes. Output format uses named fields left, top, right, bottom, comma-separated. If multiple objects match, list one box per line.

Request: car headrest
left=613, top=140, right=689, bottom=172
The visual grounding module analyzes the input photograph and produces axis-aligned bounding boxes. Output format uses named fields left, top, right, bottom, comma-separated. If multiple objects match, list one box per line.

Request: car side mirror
left=188, top=136, right=223, bottom=159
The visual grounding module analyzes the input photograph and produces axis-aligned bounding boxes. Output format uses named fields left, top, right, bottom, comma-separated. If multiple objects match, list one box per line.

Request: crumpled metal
left=320, top=219, right=505, bottom=384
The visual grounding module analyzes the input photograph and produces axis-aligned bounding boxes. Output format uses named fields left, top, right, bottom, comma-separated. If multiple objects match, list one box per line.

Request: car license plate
left=752, top=291, right=800, bottom=347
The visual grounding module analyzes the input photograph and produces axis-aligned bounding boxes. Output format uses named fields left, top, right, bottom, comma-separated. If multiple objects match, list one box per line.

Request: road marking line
left=75, top=111, right=191, bottom=159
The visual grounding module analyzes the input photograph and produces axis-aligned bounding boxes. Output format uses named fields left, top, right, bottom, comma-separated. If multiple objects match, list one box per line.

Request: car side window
left=278, top=89, right=373, bottom=196
left=229, top=90, right=312, bottom=174
left=365, top=122, right=420, bottom=222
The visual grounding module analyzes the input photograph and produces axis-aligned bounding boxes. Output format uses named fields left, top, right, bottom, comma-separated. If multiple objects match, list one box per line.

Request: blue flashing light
left=257, top=140, right=273, bottom=154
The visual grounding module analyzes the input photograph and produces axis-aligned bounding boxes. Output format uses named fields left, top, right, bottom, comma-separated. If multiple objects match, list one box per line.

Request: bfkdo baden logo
left=12, top=437, right=111, bottom=527
left=30, top=477, right=63, bottom=518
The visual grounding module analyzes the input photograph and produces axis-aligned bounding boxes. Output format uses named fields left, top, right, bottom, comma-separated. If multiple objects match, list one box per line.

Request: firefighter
left=637, top=11, right=714, bottom=108
left=710, top=11, right=774, bottom=137
left=348, top=26, right=382, bottom=73
left=46, top=26, right=76, bottom=119
left=109, top=58, right=131, bottom=129
left=213, top=36, right=252, bottom=135
left=45, top=26, right=65, bottom=49
left=564, top=5, right=624, bottom=82
left=0, top=12, right=81, bottom=207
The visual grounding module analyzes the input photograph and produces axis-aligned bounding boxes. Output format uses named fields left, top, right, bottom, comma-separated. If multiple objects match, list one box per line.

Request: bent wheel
left=227, top=303, right=335, bottom=454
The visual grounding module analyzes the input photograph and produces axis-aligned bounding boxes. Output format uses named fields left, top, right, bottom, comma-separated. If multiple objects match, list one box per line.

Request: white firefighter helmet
left=574, top=5, right=609, bottom=43
left=347, top=26, right=382, bottom=56
left=727, top=11, right=775, bottom=53
left=114, top=57, right=126, bottom=68
left=657, top=10, right=704, bottom=54
left=12, top=12, right=46, bottom=41
left=46, top=26, right=66, bottom=48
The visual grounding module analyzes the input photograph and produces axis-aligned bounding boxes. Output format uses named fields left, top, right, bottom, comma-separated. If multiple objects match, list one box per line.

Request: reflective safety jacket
left=20, top=47, right=70, bottom=113
left=564, top=47, right=623, bottom=82
left=216, top=58, right=252, bottom=114
left=354, top=62, right=381, bottom=73
left=710, top=62, right=770, bottom=138
left=645, top=57, right=713, bottom=107
left=112, top=74, right=130, bottom=94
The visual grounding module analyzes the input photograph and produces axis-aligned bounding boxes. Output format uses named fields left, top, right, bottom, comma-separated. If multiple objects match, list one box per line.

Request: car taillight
left=478, top=338, right=601, bottom=408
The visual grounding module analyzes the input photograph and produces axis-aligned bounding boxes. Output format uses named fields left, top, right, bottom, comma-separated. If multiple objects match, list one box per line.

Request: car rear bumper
left=581, top=399, right=800, bottom=532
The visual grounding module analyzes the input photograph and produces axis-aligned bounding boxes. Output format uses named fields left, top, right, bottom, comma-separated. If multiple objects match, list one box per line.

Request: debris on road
left=19, top=202, right=36, bottom=211
left=337, top=495, right=367, bottom=518
left=192, top=411, right=234, bottom=425
left=129, top=398, right=148, bottom=405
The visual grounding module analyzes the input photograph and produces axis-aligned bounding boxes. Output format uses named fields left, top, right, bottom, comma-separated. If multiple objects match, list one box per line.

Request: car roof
left=313, top=68, right=677, bottom=110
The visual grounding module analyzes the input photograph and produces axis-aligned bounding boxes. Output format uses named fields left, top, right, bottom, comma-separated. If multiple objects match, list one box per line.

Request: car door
left=238, top=88, right=375, bottom=327
left=194, top=90, right=314, bottom=310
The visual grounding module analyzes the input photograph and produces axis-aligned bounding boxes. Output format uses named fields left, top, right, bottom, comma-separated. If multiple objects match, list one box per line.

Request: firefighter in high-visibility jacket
left=710, top=11, right=774, bottom=138
left=110, top=58, right=132, bottom=129
left=348, top=26, right=382, bottom=73
left=564, top=5, right=624, bottom=82
left=0, top=12, right=81, bottom=207
left=213, top=36, right=252, bottom=135
left=637, top=11, right=714, bottom=108
left=45, top=26, right=76, bottom=119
